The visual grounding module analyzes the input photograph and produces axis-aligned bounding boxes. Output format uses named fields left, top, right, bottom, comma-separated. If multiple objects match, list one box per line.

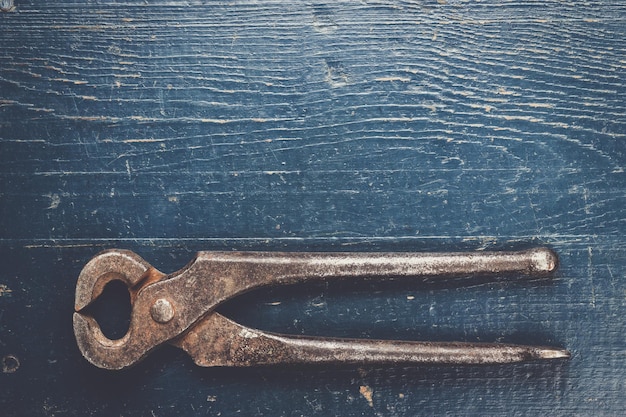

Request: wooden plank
left=1, top=1, right=624, bottom=415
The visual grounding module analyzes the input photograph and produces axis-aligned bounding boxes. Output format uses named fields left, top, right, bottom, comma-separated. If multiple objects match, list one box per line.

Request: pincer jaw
left=73, top=249, right=157, bottom=370
left=74, top=249, right=152, bottom=312
left=72, top=313, right=136, bottom=370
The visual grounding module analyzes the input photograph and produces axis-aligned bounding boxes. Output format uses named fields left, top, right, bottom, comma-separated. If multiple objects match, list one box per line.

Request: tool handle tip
left=536, top=347, right=570, bottom=360
left=528, top=247, right=559, bottom=274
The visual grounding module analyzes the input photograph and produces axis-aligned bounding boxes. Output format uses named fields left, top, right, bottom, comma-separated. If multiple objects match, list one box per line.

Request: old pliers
left=73, top=248, right=569, bottom=370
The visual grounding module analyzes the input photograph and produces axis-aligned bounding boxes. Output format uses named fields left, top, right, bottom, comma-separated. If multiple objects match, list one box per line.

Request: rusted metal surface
left=73, top=248, right=568, bottom=370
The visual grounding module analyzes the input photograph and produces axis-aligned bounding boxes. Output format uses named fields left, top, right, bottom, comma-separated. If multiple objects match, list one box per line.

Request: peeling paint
left=359, top=385, right=374, bottom=408
left=0, top=284, right=12, bottom=297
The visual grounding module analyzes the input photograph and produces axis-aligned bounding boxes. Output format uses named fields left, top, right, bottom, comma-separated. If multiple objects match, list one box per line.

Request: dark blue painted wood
left=1, top=1, right=624, bottom=415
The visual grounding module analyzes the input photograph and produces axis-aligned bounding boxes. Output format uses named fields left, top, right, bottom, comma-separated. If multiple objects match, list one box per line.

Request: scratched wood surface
left=1, top=0, right=625, bottom=415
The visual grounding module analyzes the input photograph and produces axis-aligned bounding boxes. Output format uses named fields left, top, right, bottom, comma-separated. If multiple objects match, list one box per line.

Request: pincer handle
left=172, top=313, right=570, bottom=367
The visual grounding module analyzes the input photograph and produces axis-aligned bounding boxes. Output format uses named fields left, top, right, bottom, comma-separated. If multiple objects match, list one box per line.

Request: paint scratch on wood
left=0, top=284, right=12, bottom=297
left=359, top=385, right=374, bottom=408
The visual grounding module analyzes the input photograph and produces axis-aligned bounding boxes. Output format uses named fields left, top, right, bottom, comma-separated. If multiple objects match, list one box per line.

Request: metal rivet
left=150, top=298, right=174, bottom=323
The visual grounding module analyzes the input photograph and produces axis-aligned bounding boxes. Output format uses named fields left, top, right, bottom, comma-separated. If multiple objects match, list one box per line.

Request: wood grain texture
left=1, top=1, right=624, bottom=415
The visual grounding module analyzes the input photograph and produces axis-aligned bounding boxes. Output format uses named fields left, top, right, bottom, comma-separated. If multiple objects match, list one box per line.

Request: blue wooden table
left=1, top=1, right=624, bottom=415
